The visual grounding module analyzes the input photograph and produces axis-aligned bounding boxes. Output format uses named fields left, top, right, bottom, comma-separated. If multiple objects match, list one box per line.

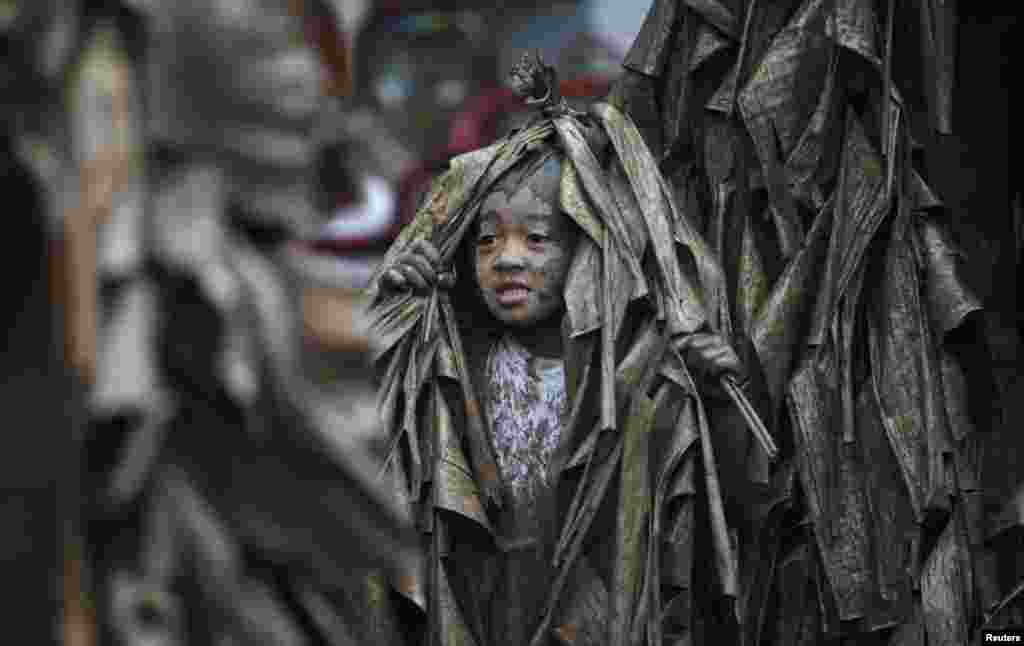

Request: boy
left=368, top=60, right=761, bottom=642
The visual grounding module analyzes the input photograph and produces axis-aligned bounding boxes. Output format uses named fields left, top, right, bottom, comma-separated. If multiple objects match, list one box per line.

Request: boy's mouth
left=495, top=282, right=531, bottom=306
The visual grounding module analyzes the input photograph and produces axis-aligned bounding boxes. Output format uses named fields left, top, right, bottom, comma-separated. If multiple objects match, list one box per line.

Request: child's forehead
left=479, top=186, right=568, bottom=226
left=484, top=154, right=563, bottom=214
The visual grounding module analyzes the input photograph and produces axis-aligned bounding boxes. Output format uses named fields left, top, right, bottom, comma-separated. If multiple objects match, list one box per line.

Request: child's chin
left=491, top=308, right=540, bottom=327
left=497, top=312, right=537, bottom=327
left=487, top=301, right=562, bottom=328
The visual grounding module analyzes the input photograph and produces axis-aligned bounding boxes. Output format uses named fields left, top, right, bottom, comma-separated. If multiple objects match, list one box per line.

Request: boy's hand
left=381, top=240, right=441, bottom=292
left=676, top=332, right=746, bottom=394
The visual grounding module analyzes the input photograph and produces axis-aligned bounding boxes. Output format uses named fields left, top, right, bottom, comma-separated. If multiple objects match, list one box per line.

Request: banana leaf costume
left=606, top=0, right=1007, bottom=643
left=366, top=93, right=772, bottom=646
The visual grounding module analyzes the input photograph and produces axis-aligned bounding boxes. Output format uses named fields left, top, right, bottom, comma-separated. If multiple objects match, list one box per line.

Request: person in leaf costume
left=604, top=0, right=1014, bottom=644
left=7, top=2, right=421, bottom=645
left=365, top=52, right=775, bottom=646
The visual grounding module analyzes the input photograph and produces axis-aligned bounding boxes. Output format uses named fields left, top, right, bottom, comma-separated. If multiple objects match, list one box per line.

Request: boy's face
left=474, top=157, right=576, bottom=328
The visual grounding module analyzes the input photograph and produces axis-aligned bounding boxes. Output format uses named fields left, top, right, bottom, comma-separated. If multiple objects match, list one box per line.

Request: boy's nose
left=494, top=250, right=527, bottom=272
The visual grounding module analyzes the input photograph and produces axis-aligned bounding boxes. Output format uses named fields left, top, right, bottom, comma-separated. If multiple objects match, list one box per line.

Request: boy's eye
left=477, top=234, right=496, bottom=246
left=527, top=233, right=549, bottom=244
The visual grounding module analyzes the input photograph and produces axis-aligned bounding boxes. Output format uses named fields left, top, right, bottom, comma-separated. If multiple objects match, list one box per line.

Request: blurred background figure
left=293, top=135, right=401, bottom=458
left=0, top=1, right=417, bottom=645
left=355, top=4, right=497, bottom=170
left=79, top=0, right=421, bottom=642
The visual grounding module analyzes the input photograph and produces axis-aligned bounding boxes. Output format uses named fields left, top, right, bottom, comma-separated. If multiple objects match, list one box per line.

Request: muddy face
left=474, top=156, right=576, bottom=328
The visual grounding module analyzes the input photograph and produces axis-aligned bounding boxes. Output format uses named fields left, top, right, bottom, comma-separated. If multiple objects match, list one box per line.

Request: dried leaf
left=751, top=195, right=833, bottom=409
left=809, top=111, right=889, bottom=345
left=920, top=515, right=971, bottom=646
left=436, top=561, right=480, bottom=646
left=834, top=0, right=881, bottom=64
left=623, top=0, right=682, bottom=78
left=784, top=51, right=841, bottom=212
left=788, top=348, right=874, bottom=621
left=609, top=393, right=656, bottom=646
left=916, top=218, right=983, bottom=342
left=917, top=0, right=957, bottom=134
left=867, top=209, right=957, bottom=523
left=552, top=557, right=609, bottom=646
left=691, top=23, right=734, bottom=71
left=684, top=0, right=741, bottom=39
left=596, top=102, right=710, bottom=336
left=433, top=384, right=492, bottom=533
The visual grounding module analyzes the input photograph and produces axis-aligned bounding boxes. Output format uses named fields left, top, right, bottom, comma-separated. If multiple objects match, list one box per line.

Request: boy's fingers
left=414, top=240, right=441, bottom=265
left=674, top=333, right=702, bottom=352
left=677, top=333, right=716, bottom=357
left=715, top=355, right=743, bottom=378
left=713, top=349, right=745, bottom=380
left=399, top=264, right=428, bottom=290
left=682, top=336, right=744, bottom=376
left=384, top=268, right=408, bottom=289
left=405, top=254, right=437, bottom=283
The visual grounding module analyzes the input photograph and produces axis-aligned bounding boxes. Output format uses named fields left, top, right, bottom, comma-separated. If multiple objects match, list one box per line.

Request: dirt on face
left=473, top=155, right=576, bottom=328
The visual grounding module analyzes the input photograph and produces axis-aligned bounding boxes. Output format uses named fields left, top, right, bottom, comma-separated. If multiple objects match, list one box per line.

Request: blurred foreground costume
left=364, top=53, right=772, bottom=646
left=2, top=2, right=417, bottom=645
left=608, top=0, right=1016, bottom=643
left=0, top=3, right=82, bottom=643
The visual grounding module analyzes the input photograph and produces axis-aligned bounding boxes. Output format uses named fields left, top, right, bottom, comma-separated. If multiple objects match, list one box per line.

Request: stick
left=721, top=375, right=778, bottom=460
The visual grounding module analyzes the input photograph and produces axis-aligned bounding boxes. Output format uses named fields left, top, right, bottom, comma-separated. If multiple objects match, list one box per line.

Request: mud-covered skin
left=474, top=156, right=576, bottom=329
left=383, top=238, right=439, bottom=291
left=677, top=332, right=744, bottom=387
